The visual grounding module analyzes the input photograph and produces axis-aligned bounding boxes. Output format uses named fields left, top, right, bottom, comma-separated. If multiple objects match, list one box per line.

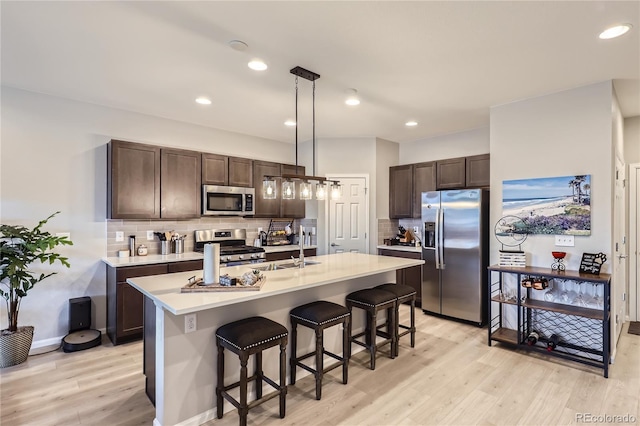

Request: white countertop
left=102, top=252, right=203, bottom=268
left=377, top=244, right=422, bottom=253
left=103, top=246, right=318, bottom=267
left=127, top=252, right=423, bottom=316
left=262, top=244, right=317, bottom=253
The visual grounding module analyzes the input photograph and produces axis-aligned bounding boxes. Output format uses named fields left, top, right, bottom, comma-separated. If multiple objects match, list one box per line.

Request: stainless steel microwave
left=202, top=185, right=255, bottom=216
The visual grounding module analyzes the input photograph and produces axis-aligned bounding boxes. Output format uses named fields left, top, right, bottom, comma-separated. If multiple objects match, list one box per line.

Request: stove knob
left=221, top=256, right=228, bottom=262
left=251, top=253, right=257, bottom=259
left=239, top=255, right=244, bottom=260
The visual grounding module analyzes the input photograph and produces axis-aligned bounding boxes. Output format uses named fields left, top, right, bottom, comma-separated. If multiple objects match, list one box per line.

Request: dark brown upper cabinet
left=160, top=148, right=202, bottom=219
left=465, top=154, right=490, bottom=188
left=108, top=140, right=161, bottom=219
left=389, top=164, right=414, bottom=218
left=412, top=161, right=436, bottom=218
left=201, top=153, right=228, bottom=185
left=228, top=157, right=253, bottom=187
left=202, top=154, right=253, bottom=187
left=281, top=164, right=306, bottom=219
left=436, top=157, right=466, bottom=190
left=253, top=160, right=282, bottom=218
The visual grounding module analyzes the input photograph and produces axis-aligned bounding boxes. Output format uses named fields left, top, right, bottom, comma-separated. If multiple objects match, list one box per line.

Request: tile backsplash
left=107, top=217, right=317, bottom=257
left=377, top=218, right=399, bottom=245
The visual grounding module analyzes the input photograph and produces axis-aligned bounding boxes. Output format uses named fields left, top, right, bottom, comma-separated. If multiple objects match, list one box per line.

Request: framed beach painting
left=502, top=175, right=591, bottom=235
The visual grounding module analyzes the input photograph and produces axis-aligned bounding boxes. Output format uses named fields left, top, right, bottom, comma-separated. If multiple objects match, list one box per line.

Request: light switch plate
left=555, top=235, right=575, bottom=247
left=115, top=231, right=124, bottom=242
left=147, top=230, right=154, bottom=241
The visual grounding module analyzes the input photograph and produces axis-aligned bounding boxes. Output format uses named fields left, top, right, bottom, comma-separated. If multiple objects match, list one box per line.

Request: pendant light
left=315, top=182, right=327, bottom=200
left=282, top=180, right=295, bottom=200
left=330, top=181, right=342, bottom=200
left=300, top=181, right=312, bottom=200
left=263, top=66, right=340, bottom=201
left=263, top=178, right=277, bottom=199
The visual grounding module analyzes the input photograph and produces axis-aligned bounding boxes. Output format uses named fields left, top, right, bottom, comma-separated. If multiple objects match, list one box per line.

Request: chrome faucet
left=292, top=225, right=305, bottom=268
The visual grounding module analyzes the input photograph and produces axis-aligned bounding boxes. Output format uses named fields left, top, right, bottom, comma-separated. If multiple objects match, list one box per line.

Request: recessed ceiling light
left=228, top=40, right=248, bottom=51
left=599, top=24, right=632, bottom=39
left=405, top=121, right=418, bottom=127
left=195, top=97, right=212, bottom=105
left=345, top=88, right=360, bottom=106
left=248, top=59, right=268, bottom=71
left=284, top=120, right=296, bottom=127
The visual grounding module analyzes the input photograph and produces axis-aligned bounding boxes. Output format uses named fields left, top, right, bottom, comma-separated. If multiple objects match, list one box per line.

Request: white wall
left=313, top=137, right=378, bottom=254
left=399, top=126, right=490, bottom=164
left=0, top=87, right=292, bottom=344
left=375, top=138, right=400, bottom=220
left=490, top=81, right=614, bottom=271
left=625, top=116, right=640, bottom=164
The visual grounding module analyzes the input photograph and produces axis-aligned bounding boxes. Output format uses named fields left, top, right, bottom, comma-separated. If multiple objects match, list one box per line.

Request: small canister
left=137, top=245, right=148, bottom=256
left=161, top=240, right=170, bottom=255
left=173, top=239, right=184, bottom=254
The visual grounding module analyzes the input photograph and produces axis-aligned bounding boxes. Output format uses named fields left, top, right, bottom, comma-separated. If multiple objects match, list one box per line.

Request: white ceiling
left=2, top=1, right=639, bottom=144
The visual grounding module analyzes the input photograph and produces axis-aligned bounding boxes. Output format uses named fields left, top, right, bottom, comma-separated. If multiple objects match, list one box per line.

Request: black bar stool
left=374, top=283, right=416, bottom=356
left=216, top=316, right=288, bottom=426
left=345, top=288, right=397, bottom=370
left=289, top=301, right=351, bottom=400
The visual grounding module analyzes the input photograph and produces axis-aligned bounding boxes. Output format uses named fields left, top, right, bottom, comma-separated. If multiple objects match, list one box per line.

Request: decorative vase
left=0, top=326, right=34, bottom=368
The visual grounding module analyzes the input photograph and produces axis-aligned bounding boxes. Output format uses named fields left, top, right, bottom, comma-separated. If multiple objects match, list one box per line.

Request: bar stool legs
left=375, top=283, right=417, bottom=357
left=346, top=288, right=397, bottom=370
left=290, top=301, right=351, bottom=400
left=216, top=316, right=288, bottom=426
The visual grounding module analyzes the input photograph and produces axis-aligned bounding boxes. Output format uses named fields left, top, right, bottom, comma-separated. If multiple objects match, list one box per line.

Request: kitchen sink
left=253, top=260, right=322, bottom=271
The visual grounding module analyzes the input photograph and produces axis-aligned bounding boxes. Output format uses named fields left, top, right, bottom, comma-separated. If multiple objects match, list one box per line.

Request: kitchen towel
left=203, top=243, right=220, bottom=284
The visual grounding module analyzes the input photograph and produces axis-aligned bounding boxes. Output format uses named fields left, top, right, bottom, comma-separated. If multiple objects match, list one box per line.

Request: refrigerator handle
left=434, top=207, right=441, bottom=269
left=439, top=207, right=445, bottom=269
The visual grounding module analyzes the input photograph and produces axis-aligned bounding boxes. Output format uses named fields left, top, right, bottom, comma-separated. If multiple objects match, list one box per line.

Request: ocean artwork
left=502, top=175, right=591, bottom=235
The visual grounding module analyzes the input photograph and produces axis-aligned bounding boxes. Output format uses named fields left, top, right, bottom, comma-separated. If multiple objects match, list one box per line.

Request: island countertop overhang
left=127, top=253, right=424, bottom=316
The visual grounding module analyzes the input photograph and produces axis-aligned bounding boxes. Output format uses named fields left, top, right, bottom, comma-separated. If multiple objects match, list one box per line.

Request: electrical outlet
left=555, top=235, right=575, bottom=247
left=115, top=231, right=124, bottom=242
left=185, top=314, right=197, bottom=333
left=147, top=230, right=154, bottom=241
left=413, top=226, right=419, bottom=233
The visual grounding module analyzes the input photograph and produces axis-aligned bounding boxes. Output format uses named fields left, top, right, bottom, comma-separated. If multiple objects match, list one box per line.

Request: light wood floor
left=1, top=307, right=638, bottom=425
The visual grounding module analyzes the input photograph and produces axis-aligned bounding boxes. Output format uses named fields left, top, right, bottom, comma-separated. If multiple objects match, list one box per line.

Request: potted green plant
left=0, top=212, right=72, bottom=368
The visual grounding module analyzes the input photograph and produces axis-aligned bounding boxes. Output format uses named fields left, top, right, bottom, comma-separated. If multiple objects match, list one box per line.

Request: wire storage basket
left=266, top=218, right=294, bottom=246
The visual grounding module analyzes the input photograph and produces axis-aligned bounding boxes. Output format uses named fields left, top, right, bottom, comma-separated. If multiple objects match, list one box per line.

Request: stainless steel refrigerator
left=421, top=189, right=489, bottom=324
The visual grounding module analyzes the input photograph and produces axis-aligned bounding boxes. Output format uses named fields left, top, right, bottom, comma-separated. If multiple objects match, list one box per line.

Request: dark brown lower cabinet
left=106, top=260, right=203, bottom=346
left=378, top=248, right=422, bottom=306
left=265, top=248, right=317, bottom=262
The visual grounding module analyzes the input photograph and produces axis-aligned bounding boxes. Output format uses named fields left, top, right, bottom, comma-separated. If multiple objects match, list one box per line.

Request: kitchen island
left=128, top=252, right=424, bottom=426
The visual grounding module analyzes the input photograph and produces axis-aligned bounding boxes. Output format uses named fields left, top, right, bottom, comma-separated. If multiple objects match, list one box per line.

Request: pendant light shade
left=263, top=178, right=277, bottom=199
left=315, top=182, right=327, bottom=200
left=330, top=182, right=342, bottom=200
left=282, top=180, right=295, bottom=200
left=300, top=181, right=312, bottom=200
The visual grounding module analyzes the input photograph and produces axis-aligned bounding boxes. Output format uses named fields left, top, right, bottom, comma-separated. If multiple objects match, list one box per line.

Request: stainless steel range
left=194, top=229, right=265, bottom=266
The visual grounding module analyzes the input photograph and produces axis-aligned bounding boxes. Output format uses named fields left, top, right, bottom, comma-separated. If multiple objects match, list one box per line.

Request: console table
left=487, top=265, right=611, bottom=377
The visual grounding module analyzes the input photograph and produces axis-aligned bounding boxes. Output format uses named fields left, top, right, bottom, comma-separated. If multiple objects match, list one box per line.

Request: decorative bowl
left=551, top=251, right=566, bottom=259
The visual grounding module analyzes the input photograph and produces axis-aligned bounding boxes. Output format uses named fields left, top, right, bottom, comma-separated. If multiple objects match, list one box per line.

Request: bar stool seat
left=290, top=301, right=350, bottom=400
left=374, top=283, right=416, bottom=356
left=216, top=316, right=288, bottom=426
left=345, top=288, right=397, bottom=370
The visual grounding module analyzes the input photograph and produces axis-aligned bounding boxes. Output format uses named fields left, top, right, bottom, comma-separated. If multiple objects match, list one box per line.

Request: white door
left=612, top=156, right=627, bottom=344
left=328, top=176, right=368, bottom=254
left=630, top=163, right=640, bottom=322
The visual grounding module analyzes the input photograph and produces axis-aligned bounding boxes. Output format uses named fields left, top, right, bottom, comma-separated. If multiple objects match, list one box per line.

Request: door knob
left=331, top=243, right=341, bottom=247
left=617, top=254, right=627, bottom=259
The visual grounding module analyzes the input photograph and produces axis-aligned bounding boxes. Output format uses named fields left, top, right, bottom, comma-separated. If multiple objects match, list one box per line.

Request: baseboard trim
left=29, top=327, right=107, bottom=353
